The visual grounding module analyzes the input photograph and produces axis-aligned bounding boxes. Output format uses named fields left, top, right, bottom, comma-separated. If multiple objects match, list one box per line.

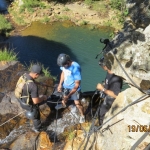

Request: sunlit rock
left=64, top=130, right=85, bottom=150
left=103, top=24, right=150, bottom=91
left=37, top=132, right=53, bottom=150
left=9, top=131, right=52, bottom=150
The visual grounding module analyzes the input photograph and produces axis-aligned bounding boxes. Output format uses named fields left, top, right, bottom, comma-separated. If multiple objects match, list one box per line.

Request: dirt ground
left=8, top=1, right=122, bottom=32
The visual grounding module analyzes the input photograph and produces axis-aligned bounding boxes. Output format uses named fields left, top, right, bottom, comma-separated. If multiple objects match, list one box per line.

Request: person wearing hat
left=96, top=57, right=123, bottom=126
left=57, top=53, right=85, bottom=123
left=18, top=64, right=47, bottom=132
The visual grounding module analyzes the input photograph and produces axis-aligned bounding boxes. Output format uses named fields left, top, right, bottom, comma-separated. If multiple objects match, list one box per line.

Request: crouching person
left=15, top=64, right=47, bottom=132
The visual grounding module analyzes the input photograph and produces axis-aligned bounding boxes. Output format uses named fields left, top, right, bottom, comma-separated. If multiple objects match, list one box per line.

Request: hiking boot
left=79, top=116, right=85, bottom=123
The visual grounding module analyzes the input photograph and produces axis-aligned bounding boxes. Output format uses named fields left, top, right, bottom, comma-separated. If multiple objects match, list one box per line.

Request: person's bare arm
left=96, top=83, right=117, bottom=98
left=62, top=80, right=80, bottom=106
left=67, top=80, right=80, bottom=97
left=58, top=72, right=64, bottom=92
left=32, top=95, right=47, bottom=104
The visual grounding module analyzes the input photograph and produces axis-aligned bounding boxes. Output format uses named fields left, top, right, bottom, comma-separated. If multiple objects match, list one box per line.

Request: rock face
left=126, top=0, right=150, bottom=29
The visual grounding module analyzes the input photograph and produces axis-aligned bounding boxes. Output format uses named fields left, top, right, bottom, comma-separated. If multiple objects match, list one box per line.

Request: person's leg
left=70, top=90, right=84, bottom=116
left=74, top=100, right=84, bottom=116
left=70, top=90, right=85, bottom=123
left=32, top=106, right=42, bottom=130
left=74, top=100, right=85, bottom=123
left=19, top=100, right=42, bottom=131
left=98, top=97, right=115, bottom=125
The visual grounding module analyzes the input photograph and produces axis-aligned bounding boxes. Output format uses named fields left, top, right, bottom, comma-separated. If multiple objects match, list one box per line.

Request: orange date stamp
left=128, top=125, right=150, bottom=132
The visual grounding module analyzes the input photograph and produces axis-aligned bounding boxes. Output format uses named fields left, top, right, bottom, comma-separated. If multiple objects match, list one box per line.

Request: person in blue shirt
left=57, top=53, right=85, bottom=123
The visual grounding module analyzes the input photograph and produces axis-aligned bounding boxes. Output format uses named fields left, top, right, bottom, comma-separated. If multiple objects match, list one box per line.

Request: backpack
left=15, top=74, right=33, bottom=104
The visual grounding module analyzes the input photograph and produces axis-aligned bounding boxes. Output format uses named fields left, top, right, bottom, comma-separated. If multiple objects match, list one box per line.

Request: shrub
left=19, top=0, right=42, bottom=12
left=0, top=15, right=12, bottom=33
left=22, top=0, right=41, bottom=8
left=110, top=0, right=123, bottom=10
left=41, top=16, right=50, bottom=23
left=110, top=0, right=128, bottom=25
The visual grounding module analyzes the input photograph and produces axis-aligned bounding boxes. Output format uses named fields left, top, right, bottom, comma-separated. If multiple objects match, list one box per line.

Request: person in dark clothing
left=96, top=58, right=123, bottom=125
left=18, top=64, right=47, bottom=132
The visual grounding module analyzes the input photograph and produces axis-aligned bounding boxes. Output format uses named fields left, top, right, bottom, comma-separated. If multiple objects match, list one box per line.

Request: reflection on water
left=7, top=21, right=112, bottom=92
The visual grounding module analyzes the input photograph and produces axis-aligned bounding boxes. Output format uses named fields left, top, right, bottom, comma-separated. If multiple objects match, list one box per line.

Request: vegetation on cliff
left=0, top=48, right=17, bottom=61
left=7, top=0, right=128, bottom=31
left=0, top=14, right=12, bottom=36
left=27, top=62, right=56, bottom=79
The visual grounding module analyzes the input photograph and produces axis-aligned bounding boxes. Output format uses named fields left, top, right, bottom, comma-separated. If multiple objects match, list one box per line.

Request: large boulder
left=103, top=24, right=150, bottom=91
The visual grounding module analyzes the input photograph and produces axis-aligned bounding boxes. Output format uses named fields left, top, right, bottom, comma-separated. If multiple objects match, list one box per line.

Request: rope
left=34, top=132, right=40, bottom=150
left=96, top=94, right=148, bottom=131
left=78, top=93, right=103, bottom=150
left=67, top=107, right=87, bottom=150
left=52, top=94, right=63, bottom=150
left=0, top=110, right=26, bottom=127
left=82, top=93, right=148, bottom=150
left=90, top=92, right=97, bottom=118
left=82, top=97, right=103, bottom=150
left=130, top=131, right=150, bottom=150
left=111, top=50, right=146, bottom=93
left=52, top=101, right=59, bottom=150
left=47, top=100, right=62, bottom=104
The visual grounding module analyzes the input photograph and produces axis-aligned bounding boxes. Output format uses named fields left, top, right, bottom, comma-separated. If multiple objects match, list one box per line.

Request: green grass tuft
left=0, top=15, right=12, bottom=32
left=0, top=48, right=18, bottom=61
left=27, top=62, right=56, bottom=80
